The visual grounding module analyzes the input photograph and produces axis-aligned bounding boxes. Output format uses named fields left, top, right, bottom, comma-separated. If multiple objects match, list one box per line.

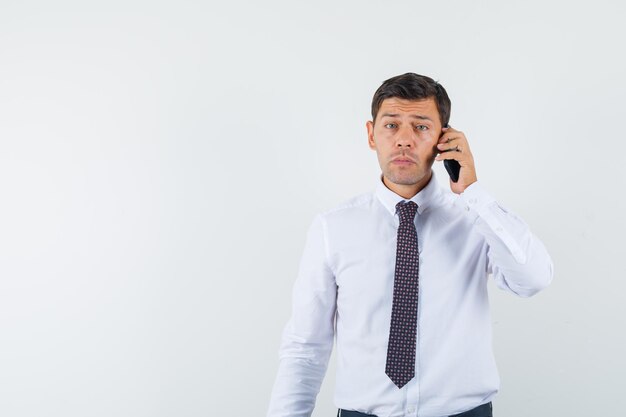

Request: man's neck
left=382, top=170, right=432, bottom=199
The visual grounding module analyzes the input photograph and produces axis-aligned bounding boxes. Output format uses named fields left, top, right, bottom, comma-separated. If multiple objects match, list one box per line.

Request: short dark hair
left=371, top=72, right=451, bottom=127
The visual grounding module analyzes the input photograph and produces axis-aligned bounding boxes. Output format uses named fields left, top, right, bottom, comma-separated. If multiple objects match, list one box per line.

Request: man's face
left=366, top=97, right=442, bottom=189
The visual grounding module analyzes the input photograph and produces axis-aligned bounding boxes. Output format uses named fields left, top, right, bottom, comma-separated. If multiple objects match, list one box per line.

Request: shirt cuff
left=457, top=181, right=528, bottom=264
left=457, top=181, right=496, bottom=222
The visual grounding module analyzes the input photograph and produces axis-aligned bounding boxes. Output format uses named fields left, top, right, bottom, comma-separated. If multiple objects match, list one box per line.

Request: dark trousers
left=337, top=401, right=492, bottom=417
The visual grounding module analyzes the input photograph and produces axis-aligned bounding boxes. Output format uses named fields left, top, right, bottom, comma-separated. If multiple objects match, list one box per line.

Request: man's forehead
left=379, top=97, right=437, bottom=113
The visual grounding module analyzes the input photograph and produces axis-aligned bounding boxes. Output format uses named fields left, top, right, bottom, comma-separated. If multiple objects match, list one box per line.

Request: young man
left=267, top=73, right=553, bottom=417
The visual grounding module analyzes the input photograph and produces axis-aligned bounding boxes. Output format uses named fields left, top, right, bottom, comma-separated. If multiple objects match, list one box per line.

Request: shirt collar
left=375, top=171, right=442, bottom=217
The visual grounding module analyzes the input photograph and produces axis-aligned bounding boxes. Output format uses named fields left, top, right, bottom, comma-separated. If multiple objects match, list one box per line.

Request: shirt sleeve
left=266, top=214, right=337, bottom=417
left=458, top=181, right=554, bottom=297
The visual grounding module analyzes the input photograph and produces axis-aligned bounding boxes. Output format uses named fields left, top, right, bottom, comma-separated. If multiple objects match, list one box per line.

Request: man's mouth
left=391, top=157, right=416, bottom=165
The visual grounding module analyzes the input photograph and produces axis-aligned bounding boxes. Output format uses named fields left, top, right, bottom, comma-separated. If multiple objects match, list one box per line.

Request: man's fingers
left=436, top=140, right=464, bottom=152
left=435, top=151, right=460, bottom=161
left=435, top=146, right=469, bottom=162
left=436, top=142, right=453, bottom=151
left=438, top=131, right=464, bottom=144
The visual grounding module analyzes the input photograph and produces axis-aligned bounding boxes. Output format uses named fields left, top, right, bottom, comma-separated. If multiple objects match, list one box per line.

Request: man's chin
left=385, top=170, right=430, bottom=186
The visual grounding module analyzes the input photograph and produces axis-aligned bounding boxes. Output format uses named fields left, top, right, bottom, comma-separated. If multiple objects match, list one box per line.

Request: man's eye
left=415, top=125, right=428, bottom=131
left=384, top=123, right=397, bottom=129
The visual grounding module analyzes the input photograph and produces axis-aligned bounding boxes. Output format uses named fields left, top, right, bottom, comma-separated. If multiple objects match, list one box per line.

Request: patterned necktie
left=385, top=200, right=419, bottom=388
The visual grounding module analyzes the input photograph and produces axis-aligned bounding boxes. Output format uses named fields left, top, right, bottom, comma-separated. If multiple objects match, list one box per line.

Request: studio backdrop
left=0, top=1, right=624, bottom=416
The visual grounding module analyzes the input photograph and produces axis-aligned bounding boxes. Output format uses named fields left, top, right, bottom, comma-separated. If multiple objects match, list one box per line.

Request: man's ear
left=366, top=120, right=376, bottom=150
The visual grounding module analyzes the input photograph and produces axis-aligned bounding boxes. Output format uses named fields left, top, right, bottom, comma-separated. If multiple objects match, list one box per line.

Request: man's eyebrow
left=380, top=113, right=433, bottom=121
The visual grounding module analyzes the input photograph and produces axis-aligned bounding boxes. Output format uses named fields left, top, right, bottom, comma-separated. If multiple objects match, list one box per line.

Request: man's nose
left=395, top=126, right=416, bottom=148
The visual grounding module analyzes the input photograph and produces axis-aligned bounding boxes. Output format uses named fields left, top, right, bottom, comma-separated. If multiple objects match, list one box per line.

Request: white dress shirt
left=267, top=172, right=553, bottom=417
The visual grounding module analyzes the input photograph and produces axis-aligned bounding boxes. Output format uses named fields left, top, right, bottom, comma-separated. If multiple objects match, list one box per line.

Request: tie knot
left=396, top=200, right=418, bottom=224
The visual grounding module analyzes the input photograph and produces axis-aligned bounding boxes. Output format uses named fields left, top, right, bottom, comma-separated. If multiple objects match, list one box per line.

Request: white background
left=1, top=1, right=625, bottom=416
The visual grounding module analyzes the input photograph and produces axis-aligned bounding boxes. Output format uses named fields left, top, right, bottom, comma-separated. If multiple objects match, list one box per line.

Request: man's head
left=370, top=73, right=451, bottom=127
left=366, top=73, right=452, bottom=197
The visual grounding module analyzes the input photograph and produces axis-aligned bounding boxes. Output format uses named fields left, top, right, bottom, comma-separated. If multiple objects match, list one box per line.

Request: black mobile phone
left=442, top=124, right=460, bottom=182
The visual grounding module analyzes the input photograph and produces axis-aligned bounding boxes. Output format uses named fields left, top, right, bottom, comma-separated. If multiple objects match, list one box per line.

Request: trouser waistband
left=338, top=401, right=492, bottom=417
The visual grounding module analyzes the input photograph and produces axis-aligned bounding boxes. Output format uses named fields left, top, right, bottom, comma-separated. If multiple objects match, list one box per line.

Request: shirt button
left=496, top=226, right=503, bottom=232
left=407, top=406, right=415, bottom=413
